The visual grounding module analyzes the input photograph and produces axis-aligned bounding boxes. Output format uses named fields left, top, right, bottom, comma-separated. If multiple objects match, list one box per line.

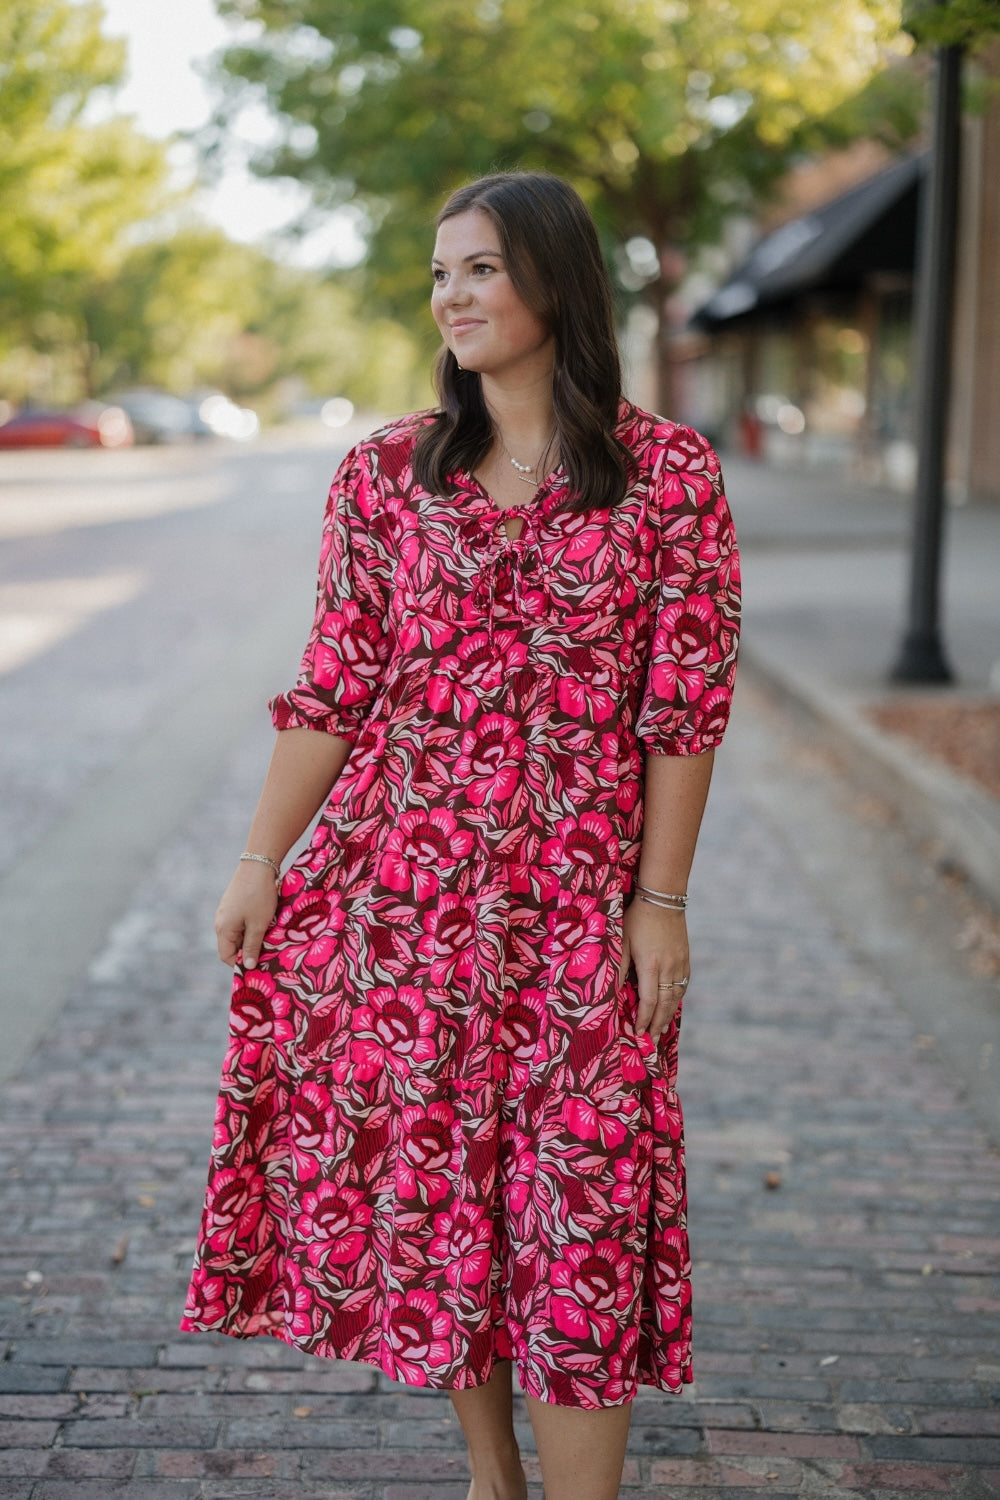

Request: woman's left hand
left=618, top=897, right=691, bottom=1040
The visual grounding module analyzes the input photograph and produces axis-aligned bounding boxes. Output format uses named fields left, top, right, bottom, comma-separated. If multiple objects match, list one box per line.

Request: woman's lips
left=450, top=320, right=485, bottom=333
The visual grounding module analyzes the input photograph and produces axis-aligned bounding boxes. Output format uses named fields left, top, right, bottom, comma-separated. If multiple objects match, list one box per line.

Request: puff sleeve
left=634, top=425, right=741, bottom=756
left=269, top=445, right=393, bottom=744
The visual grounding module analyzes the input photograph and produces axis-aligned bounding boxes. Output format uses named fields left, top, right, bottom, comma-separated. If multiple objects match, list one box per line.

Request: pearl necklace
left=499, top=432, right=556, bottom=486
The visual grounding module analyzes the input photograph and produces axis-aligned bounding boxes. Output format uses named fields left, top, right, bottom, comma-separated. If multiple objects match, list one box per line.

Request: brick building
left=683, top=46, right=1000, bottom=504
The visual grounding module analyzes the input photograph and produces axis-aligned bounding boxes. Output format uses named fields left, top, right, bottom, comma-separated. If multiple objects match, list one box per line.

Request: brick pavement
left=1, top=700, right=998, bottom=1500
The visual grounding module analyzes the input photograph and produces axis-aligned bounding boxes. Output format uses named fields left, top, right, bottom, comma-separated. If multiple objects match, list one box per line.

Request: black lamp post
left=890, top=39, right=964, bottom=683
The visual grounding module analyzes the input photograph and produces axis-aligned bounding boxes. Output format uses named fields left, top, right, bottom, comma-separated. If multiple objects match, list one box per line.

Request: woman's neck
left=481, top=371, right=556, bottom=458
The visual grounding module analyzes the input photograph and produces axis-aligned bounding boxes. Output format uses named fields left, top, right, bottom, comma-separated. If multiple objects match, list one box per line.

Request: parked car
left=110, top=388, right=208, bottom=444
left=0, top=404, right=134, bottom=449
left=113, top=388, right=260, bottom=443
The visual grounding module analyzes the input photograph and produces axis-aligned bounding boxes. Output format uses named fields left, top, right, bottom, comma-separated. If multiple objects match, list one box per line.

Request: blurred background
left=1, top=4, right=999, bottom=1488
left=0, top=0, right=996, bottom=483
left=3, top=0, right=997, bottom=888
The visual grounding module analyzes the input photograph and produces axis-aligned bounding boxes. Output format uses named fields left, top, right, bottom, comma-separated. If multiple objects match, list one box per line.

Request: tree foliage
left=211, top=0, right=915, bottom=397
left=0, top=0, right=170, bottom=346
left=0, top=0, right=425, bottom=411
left=84, top=228, right=427, bottom=411
left=903, top=0, right=1000, bottom=48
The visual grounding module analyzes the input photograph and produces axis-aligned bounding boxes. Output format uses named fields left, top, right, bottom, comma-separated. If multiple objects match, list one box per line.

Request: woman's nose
left=443, top=275, right=472, bottom=305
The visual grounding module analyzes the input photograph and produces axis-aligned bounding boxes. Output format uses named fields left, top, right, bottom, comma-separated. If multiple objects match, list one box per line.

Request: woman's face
left=431, top=208, right=554, bottom=385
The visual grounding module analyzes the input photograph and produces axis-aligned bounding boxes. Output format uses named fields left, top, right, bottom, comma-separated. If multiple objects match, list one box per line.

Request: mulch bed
left=866, top=697, right=1000, bottom=800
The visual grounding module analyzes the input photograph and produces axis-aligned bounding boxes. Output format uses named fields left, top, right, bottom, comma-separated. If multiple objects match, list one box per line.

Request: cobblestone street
left=2, top=440, right=998, bottom=1498
left=1, top=681, right=998, bottom=1499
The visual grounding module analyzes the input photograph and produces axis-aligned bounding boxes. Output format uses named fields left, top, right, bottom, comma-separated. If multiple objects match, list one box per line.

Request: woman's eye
left=472, top=263, right=496, bottom=276
left=431, top=269, right=447, bottom=284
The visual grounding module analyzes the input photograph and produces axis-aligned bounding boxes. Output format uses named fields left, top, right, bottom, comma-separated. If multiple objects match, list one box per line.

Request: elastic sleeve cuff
left=640, top=729, right=727, bottom=757
left=269, top=691, right=363, bottom=743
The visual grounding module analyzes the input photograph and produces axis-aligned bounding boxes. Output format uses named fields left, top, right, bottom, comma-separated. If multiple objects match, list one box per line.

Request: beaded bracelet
left=240, top=852, right=281, bottom=881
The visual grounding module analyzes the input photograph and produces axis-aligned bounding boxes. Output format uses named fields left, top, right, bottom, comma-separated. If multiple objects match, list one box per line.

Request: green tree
left=0, top=0, right=425, bottom=413
left=87, top=226, right=428, bottom=412
left=903, top=0, right=1000, bottom=47
left=211, top=0, right=912, bottom=404
left=0, top=0, right=171, bottom=399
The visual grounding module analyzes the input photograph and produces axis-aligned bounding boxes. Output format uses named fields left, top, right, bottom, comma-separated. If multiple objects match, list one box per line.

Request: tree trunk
left=651, top=236, right=688, bottom=417
left=654, top=306, right=677, bottom=417
left=652, top=262, right=688, bottom=417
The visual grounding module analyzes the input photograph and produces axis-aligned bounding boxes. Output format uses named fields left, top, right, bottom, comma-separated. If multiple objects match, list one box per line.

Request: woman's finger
left=636, top=974, right=690, bottom=1035
left=649, top=991, right=682, bottom=1040
left=635, top=963, right=664, bottom=1033
left=618, top=934, right=632, bottom=987
left=241, top=923, right=269, bottom=971
left=215, top=920, right=243, bottom=967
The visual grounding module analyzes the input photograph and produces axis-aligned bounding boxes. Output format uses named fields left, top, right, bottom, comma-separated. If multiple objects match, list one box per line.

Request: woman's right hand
left=214, top=863, right=280, bottom=969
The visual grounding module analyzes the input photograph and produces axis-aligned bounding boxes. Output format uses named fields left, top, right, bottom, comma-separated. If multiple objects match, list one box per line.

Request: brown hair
left=412, top=172, right=637, bottom=512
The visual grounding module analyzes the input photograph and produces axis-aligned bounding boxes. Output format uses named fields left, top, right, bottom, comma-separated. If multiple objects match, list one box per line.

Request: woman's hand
left=211, top=727, right=349, bottom=969
left=618, top=897, right=691, bottom=1040
left=215, top=863, right=280, bottom=969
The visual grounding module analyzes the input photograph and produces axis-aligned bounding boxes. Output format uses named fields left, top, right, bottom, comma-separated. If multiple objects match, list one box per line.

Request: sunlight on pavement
left=0, top=571, right=146, bottom=674
left=0, top=472, right=229, bottom=538
left=0, top=426, right=362, bottom=538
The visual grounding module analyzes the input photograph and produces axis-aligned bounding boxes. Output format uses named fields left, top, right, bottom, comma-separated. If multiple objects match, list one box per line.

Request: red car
left=0, top=404, right=134, bottom=449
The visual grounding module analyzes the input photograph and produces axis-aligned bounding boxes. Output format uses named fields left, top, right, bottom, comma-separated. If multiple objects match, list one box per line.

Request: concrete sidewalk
left=726, top=454, right=1000, bottom=908
left=1, top=686, right=998, bottom=1498
left=722, top=454, right=996, bottom=693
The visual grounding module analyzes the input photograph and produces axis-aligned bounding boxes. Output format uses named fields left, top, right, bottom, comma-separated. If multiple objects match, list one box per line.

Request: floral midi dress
left=181, top=401, right=741, bottom=1409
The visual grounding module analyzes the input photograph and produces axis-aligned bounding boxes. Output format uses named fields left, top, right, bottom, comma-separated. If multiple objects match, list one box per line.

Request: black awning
left=691, top=152, right=926, bottom=329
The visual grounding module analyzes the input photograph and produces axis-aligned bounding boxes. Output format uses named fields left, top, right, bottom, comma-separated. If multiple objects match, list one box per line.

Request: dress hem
left=176, top=1319, right=693, bottom=1409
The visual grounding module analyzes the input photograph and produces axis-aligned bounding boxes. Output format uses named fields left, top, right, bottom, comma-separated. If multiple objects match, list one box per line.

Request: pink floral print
left=181, top=401, right=740, bottom=1408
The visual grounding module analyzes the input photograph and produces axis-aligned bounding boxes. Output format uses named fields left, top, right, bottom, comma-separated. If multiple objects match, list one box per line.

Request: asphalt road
left=0, top=426, right=361, bottom=1077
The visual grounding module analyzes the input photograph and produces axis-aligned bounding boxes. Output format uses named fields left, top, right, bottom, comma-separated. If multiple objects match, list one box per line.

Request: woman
left=181, top=171, right=740, bottom=1500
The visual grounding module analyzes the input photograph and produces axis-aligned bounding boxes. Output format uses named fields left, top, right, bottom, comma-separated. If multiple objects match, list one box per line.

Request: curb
left=739, top=642, right=1000, bottom=910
